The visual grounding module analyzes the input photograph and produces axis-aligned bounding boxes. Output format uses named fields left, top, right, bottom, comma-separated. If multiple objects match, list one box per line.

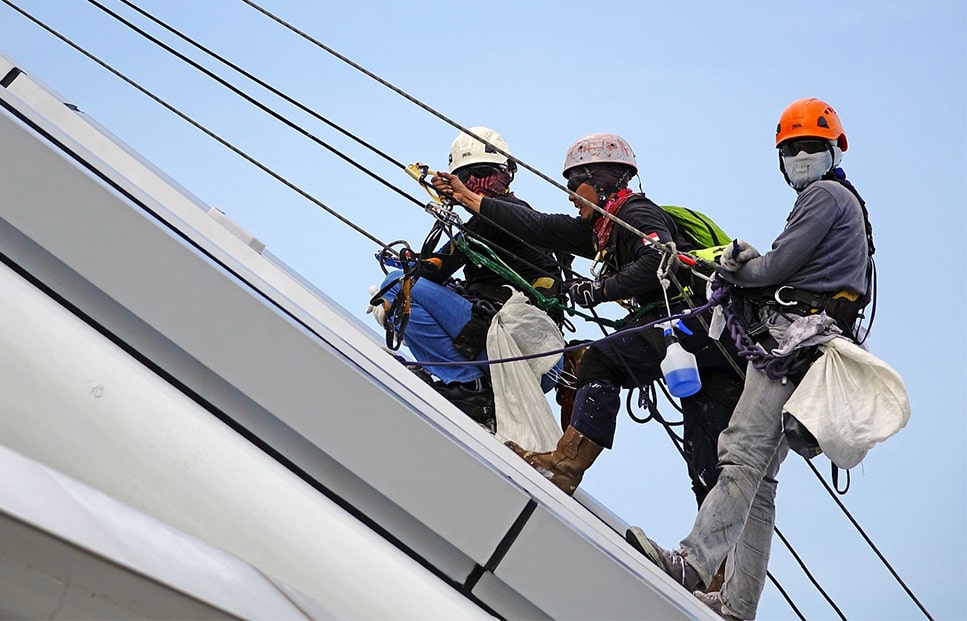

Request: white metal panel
left=0, top=444, right=340, bottom=620
left=0, top=259, right=490, bottom=621
left=495, top=505, right=694, bottom=620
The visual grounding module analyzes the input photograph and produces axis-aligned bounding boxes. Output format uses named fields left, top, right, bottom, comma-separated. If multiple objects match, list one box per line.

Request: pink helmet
left=562, top=133, right=637, bottom=178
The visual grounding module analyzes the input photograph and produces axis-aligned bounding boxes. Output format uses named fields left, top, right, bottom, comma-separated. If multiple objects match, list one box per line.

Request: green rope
left=453, top=234, right=562, bottom=310
left=451, top=233, right=676, bottom=330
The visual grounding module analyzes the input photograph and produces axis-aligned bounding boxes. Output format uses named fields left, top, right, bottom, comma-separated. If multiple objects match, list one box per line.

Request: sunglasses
left=454, top=164, right=502, bottom=183
left=566, top=172, right=591, bottom=192
left=778, top=139, right=830, bottom=157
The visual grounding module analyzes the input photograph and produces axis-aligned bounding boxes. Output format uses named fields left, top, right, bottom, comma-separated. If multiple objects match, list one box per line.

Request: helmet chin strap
left=594, top=168, right=633, bottom=205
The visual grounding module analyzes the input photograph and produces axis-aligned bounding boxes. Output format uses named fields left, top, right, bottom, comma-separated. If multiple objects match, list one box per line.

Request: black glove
left=568, top=279, right=605, bottom=308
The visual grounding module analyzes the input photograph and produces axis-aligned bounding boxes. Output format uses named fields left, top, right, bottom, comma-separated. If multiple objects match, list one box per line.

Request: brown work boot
left=506, top=425, right=603, bottom=495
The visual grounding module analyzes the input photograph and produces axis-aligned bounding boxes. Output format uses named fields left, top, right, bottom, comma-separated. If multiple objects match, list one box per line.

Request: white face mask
left=782, top=150, right=833, bottom=189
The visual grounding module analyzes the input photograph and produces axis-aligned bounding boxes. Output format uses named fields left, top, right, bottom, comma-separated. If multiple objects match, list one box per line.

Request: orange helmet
left=775, top=98, right=848, bottom=151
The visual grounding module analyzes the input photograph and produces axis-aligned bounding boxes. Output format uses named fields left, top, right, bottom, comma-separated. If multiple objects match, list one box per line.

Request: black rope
left=0, top=0, right=393, bottom=251
left=90, top=0, right=576, bottom=292
left=240, top=0, right=681, bottom=262
left=774, top=526, right=848, bottom=620
left=806, top=460, right=934, bottom=620
left=766, top=569, right=808, bottom=621
left=99, top=0, right=586, bottom=286
left=17, top=0, right=572, bottom=302
left=105, top=0, right=585, bottom=288
left=82, top=0, right=424, bottom=209
left=39, top=0, right=587, bottom=366
left=114, top=0, right=407, bottom=173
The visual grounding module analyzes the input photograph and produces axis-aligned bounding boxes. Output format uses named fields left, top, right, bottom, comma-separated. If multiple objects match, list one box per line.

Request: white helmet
left=562, top=133, right=637, bottom=178
left=448, top=126, right=513, bottom=173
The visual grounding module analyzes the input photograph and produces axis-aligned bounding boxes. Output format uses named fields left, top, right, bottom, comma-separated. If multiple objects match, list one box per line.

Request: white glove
left=365, top=285, right=388, bottom=328
left=720, top=238, right=760, bottom=272
left=706, top=278, right=726, bottom=340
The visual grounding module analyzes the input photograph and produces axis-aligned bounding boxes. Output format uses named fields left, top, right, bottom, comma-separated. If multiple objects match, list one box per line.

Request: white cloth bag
left=783, top=337, right=911, bottom=469
left=486, top=291, right=564, bottom=452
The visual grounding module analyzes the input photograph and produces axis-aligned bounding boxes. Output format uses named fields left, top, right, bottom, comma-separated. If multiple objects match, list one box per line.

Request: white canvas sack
left=783, top=337, right=910, bottom=469
left=486, top=291, right=564, bottom=452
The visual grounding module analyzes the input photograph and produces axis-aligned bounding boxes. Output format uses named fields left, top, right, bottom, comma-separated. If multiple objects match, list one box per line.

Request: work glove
left=365, top=285, right=388, bottom=328
left=568, top=279, right=605, bottom=308
left=719, top=238, right=760, bottom=272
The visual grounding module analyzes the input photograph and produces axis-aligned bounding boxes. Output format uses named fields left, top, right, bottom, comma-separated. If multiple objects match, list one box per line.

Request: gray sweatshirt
left=726, top=179, right=869, bottom=294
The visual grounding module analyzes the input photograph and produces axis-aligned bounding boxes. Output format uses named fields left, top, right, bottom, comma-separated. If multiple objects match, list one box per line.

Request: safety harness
left=370, top=163, right=570, bottom=350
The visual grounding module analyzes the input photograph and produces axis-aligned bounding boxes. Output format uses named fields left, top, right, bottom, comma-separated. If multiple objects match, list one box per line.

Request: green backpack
left=660, top=205, right=731, bottom=263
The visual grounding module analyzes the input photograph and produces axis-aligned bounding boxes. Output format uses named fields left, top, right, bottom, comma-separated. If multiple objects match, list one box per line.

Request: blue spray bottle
left=659, top=320, right=702, bottom=398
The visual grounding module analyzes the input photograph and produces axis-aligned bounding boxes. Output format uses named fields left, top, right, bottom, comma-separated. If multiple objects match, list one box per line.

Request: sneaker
left=692, top=590, right=743, bottom=620
left=625, top=527, right=704, bottom=591
left=433, top=377, right=496, bottom=433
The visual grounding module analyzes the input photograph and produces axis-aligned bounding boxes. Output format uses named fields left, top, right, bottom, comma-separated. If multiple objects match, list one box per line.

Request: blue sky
left=2, top=1, right=964, bottom=619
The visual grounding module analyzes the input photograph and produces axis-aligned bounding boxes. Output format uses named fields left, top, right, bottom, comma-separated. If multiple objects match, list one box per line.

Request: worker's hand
left=568, top=279, right=605, bottom=308
left=719, top=239, right=760, bottom=272
left=365, top=285, right=388, bottom=328
left=431, top=172, right=483, bottom=213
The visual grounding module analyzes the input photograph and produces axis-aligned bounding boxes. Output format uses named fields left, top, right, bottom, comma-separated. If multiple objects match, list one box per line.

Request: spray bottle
left=659, top=320, right=702, bottom=398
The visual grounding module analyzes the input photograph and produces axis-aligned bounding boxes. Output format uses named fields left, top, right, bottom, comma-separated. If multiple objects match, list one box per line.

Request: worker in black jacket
left=434, top=133, right=742, bottom=498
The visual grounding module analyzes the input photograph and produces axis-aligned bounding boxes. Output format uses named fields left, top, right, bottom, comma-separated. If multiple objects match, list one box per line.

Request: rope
left=82, top=0, right=424, bottom=209
left=454, top=235, right=563, bottom=313
left=805, top=460, right=935, bottom=620
left=773, top=526, right=848, bottom=620
left=113, top=0, right=409, bottom=171
left=90, top=0, right=582, bottom=293
left=92, top=0, right=715, bottom=308
left=0, top=0, right=392, bottom=251
left=401, top=286, right=726, bottom=368
left=240, top=0, right=694, bottom=266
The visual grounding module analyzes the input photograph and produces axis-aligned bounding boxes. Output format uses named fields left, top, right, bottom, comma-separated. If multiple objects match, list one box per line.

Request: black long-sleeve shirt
left=425, top=194, right=562, bottom=303
left=479, top=193, right=693, bottom=306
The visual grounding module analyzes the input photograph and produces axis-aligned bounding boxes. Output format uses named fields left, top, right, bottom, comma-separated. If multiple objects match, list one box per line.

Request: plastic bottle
left=660, top=325, right=702, bottom=398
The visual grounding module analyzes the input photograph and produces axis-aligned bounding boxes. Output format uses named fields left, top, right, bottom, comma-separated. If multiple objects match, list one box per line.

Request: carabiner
left=773, top=285, right=798, bottom=307
left=589, top=249, right=606, bottom=278
left=406, top=162, right=448, bottom=205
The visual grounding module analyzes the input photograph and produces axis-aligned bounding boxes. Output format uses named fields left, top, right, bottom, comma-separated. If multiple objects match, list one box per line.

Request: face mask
left=464, top=169, right=514, bottom=197
left=782, top=150, right=833, bottom=189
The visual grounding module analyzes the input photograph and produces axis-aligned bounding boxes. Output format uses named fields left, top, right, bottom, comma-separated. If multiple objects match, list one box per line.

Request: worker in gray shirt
left=628, top=98, right=875, bottom=621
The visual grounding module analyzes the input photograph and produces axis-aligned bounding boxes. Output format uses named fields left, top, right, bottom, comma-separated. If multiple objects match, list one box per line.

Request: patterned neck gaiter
left=465, top=169, right=514, bottom=197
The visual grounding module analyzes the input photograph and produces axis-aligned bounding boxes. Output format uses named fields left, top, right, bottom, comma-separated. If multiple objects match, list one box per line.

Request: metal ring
left=773, top=285, right=797, bottom=307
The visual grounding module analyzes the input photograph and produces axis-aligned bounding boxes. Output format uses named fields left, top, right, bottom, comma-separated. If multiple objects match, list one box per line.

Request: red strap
left=592, top=188, right=635, bottom=250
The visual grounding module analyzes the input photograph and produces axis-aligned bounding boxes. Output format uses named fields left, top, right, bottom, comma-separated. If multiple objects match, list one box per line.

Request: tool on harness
left=406, top=162, right=450, bottom=205
left=713, top=279, right=820, bottom=381
left=741, top=285, right=864, bottom=339
left=369, top=199, right=457, bottom=350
